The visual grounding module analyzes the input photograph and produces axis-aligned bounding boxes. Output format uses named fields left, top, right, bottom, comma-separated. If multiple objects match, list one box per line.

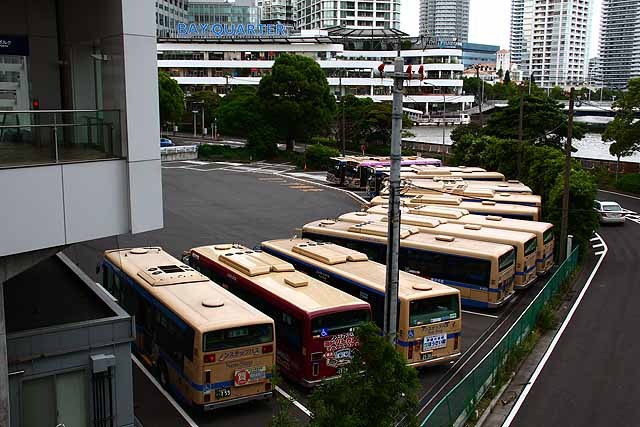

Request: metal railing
left=421, top=247, right=580, bottom=427
left=0, top=109, right=121, bottom=168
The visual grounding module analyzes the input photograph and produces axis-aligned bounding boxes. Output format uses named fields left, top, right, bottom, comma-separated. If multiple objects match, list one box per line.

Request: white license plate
left=423, top=333, right=447, bottom=352
left=234, top=366, right=266, bottom=386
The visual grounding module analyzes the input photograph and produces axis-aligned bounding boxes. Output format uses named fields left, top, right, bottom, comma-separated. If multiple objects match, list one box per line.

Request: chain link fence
left=421, top=247, right=580, bottom=427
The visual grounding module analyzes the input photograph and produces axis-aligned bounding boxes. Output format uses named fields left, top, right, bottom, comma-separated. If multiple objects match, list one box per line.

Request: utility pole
left=517, top=85, right=524, bottom=178
left=559, top=87, right=574, bottom=261
left=339, top=70, right=346, bottom=156
left=384, top=56, right=405, bottom=344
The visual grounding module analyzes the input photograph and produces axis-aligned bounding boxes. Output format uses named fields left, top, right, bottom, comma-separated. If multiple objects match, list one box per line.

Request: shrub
left=247, top=127, right=279, bottom=159
left=615, top=173, right=640, bottom=194
left=310, top=136, right=337, bottom=147
left=305, top=144, right=340, bottom=170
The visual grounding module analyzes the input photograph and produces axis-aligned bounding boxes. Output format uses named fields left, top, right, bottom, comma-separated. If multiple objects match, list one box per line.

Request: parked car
left=160, top=137, right=174, bottom=147
left=593, top=200, right=626, bottom=224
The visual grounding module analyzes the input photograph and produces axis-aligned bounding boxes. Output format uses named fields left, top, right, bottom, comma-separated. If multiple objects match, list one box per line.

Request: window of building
left=22, top=371, right=88, bottom=427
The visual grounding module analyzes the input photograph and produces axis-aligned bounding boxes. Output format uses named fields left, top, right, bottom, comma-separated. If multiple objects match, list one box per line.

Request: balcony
left=0, top=110, right=121, bottom=168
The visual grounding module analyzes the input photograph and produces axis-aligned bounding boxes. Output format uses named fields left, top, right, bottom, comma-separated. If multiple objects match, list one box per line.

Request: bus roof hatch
left=293, top=242, right=368, bottom=265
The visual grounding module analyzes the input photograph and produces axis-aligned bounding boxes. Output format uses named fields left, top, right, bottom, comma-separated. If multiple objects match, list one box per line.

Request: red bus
left=185, top=243, right=371, bottom=387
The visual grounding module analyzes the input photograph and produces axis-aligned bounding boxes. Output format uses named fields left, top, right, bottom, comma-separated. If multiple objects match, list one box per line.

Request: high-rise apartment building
left=296, top=0, right=401, bottom=30
left=259, top=0, right=295, bottom=26
left=419, top=0, right=470, bottom=42
left=188, top=0, right=261, bottom=30
left=510, top=0, right=593, bottom=88
left=157, top=0, right=190, bottom=37
left=599, top=0, right=640, bottom=89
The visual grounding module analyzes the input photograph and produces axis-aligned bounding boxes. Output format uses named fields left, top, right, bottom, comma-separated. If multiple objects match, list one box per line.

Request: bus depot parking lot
left=67, top=161, right=561, bottom=427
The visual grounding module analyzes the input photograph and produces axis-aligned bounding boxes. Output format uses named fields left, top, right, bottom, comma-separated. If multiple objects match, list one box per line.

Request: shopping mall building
left=157, top=27, right=475, bottom=115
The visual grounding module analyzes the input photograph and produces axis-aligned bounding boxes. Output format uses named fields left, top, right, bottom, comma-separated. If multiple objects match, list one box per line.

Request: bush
left=305, top=144, right=340, bottom=170
left=310, top=136, right=337, bottom=147
left=247, top=127, right=279, bottom=159
left=615, top=173, right=640, bottom=194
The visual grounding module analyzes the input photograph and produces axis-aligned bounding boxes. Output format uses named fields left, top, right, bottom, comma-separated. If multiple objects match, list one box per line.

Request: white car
left=593, top=200, right=626, bottom=224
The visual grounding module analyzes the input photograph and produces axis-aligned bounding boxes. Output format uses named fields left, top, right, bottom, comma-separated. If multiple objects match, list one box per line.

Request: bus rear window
left=499, top=250, right=515, bottom=271
left=525, top=238, right=537, bottom=256
left=203, top=324, right=273, bottom=352
left=311, top=309, right=370, bottom=336
left=410, top=295, right=459, bottom=327
left=543, top=229, right=554, bottom=244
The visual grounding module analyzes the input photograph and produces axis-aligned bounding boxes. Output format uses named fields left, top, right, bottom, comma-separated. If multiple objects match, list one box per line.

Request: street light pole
left=384, top=56, right=405, bottom=344
left=192, top=111, right=197, bottom=137
left=559, top=87, right=575, bottom=261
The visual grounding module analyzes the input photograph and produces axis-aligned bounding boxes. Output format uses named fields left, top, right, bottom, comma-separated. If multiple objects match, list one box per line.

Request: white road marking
left=183, top=160, right=210, bottom=165
left=132, top=355, right=199, bottom=427
left=592, top=243, right=604, bottom=249
left=275, top=386, right=314, bottom=418
left=502, top=233, right=608, bottom=427
left=462, top=310, right=499, bottom=319
left=599, top=189, right=640, bottom=200
left=276, top=173, right=369, bottom=206
left=589, top=237, right=600, bottom=242
left=594, top=251, right=605, bottom=256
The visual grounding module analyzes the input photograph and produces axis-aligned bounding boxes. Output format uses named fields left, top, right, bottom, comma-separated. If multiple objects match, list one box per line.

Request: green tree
left=258, top=54, right=336, bottom=150
left=158, top=71, right=184, bottom=128
left=497, top=68, right=504, bottom=79
left=485, top=93, right=586, bottom=148
left=247, top=126, right=279, bottom=159
left=217, top=86, right=263, bottom=137
left=187, top=90, right=221, bottom=131
left=546, top=168, right=600, bottom=257
left=549, top=86, right=567, bottom=100
left=602, top=78, right=640, bottom=180
left=309, top=323, right=419, bottom=427
left=503, top=70, right=511, bottom=85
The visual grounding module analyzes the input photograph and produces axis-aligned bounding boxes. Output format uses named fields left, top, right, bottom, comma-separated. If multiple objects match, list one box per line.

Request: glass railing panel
left=0, top=109, right=121, bottom=168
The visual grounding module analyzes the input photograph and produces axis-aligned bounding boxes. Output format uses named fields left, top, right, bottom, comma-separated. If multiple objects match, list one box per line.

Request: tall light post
left=423, top=81, right=447, bottom=163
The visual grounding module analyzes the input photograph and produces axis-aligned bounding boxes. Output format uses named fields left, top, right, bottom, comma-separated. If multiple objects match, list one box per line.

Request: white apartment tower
left=419, top=0, right=470, bottom=42
left=599, top=0, right=640, bottom=89
left=295, top=0, right=401, bottom=30
left=259, top=0, right=296, bottom=26
left=510, top=0, right=593, bottom=88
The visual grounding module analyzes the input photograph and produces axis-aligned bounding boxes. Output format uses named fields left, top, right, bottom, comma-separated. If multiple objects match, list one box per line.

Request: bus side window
left=278, top=313, right=302, bottom=352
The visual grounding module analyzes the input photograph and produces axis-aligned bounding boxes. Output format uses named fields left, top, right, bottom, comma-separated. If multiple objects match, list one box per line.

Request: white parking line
left=592, top=243, right=604, bottom=249
left=502, top=233, right=608, bottom=427
left=132, top=355, right=199, bottom=427
left=589, top=237, right=600, bottom=242
left=275, top=386, right=314, bottom=418
left=462, top=310, right=499, bottom=319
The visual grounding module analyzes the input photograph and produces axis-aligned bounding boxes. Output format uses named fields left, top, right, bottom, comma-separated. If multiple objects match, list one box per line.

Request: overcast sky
left=400, top=0, right=602, bottom=58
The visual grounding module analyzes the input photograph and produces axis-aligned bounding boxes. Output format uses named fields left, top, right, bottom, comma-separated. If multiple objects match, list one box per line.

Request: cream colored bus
left=370, top=195, right=541, bottom=221
left=102, top=247, right=275, bottom=410
left=301, top=219, right=516, bottom=309
left=340, top=211, right=538, bottom=290
left=368, top=204, right=555, bottom=274
left=261, top=238, right=462, bottom=367
left=185, top=244, right=371, bottom=386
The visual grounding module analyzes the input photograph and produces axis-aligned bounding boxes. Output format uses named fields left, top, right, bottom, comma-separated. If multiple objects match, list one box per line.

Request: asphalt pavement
left=507, top=190, right=640, bottom=426
left=63, top=161, right=565, bottom=427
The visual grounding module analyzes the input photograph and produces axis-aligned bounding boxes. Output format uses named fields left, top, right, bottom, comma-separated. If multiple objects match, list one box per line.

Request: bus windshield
left=328, top=159, right=343, bottom=175
left=409, top=295, right=459, bottom=327
left=499, top=250, right=515, bottom=271
left=203, top=324, right=273, bottom=352
left=311, top=309, right=370, bottom=336
left=543, top=229, right=554, bottom=244
left=525, top=238, right=537, bottom=256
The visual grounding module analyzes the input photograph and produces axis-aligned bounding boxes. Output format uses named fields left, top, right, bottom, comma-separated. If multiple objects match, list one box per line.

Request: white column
left=0, top=281, right=9, bottom=427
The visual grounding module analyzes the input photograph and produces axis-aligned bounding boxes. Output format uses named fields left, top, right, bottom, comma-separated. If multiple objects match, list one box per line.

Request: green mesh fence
left=421, top=247, right=580, bottom=427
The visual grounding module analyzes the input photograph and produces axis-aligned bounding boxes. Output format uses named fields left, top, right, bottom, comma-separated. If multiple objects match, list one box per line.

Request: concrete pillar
left=0, top=281, right=8, bottom=427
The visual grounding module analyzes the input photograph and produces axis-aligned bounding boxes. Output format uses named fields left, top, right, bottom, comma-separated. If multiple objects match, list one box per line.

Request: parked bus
left=368, top=204, right=555, bottom=274
left=370, top=195, right=540, bottom=221
left=410, top=166, right=505, bottom=182
left=262, top=238, right=462, bottom=367
left=380, top=182, right=542, bottom=209
left=102, top=247, right=275, bottom=410
left=339, top=212, right=538, bottom=289
left=185, top=244, right=371, bottom=387
left=326, top=156, right=441, bottom=188
left=301, top=219, right=516, bottom=309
